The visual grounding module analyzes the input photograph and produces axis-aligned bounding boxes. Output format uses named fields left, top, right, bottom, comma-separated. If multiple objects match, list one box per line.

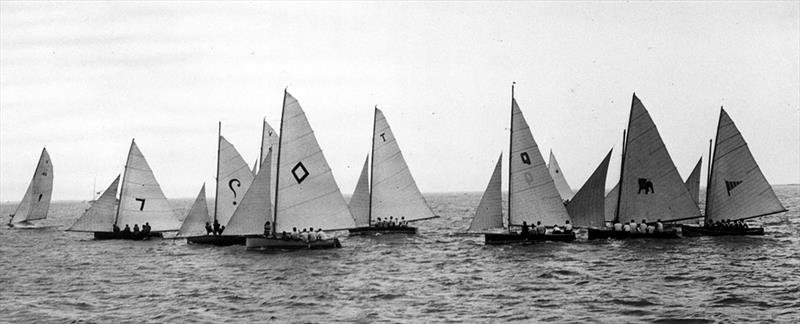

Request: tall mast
left=704, top=138, right=713, bottom=220
left=114, top=138, right=134, bottom=226
left=507, top=82, right=514, bottom=231
left=213, top=122, right=221, bottom=222
left=614, top=127, right=629, bottom=222
left=258, top=117, right=266, bottom=171
left=272, top=89, right=287, bottom=235
left=368, top=106, right=377, bottom=227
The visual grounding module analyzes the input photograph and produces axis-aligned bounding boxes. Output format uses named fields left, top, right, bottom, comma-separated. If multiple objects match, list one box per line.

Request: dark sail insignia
left=520, top=152, right=531, bottom=165
left=725, top=180, right=743, bottom=196
left=135, top=198, right=146, bottom=211
left=292, top=162, right=309, bottom=184
left=637, top=178, right=654, bottom=194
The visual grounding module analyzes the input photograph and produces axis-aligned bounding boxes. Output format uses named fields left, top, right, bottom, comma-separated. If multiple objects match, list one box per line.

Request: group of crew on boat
left=112, top=222, right=152, bottom=236
left=519, top=220, right=574, bottom=236
left=703, top=219, right=749, bottom=231
left=610, top=219, right=665, bottom=234
left=204, top=219, right=226, bottom=236
left=260, top=221, right=330, bottom=242
left=372, top=216, right=409, bottom=228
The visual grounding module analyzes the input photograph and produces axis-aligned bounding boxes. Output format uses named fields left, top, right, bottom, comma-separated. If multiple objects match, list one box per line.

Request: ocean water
left=1, top=185, right=798, bottom=323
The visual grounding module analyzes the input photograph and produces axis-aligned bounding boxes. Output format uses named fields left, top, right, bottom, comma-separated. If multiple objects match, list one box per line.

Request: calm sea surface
left=1, top=185, right=798, bottom=323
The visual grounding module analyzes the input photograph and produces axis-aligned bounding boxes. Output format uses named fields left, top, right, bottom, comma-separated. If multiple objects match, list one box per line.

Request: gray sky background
left=1, top=2, right=798, bottom=201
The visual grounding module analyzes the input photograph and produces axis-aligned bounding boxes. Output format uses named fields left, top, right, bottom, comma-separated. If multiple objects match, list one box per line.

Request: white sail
left=509, top=99, right=571, bottom=226
left=684, top=157, right=702, bottom=205
left=468, top=154, right=504, bottom=232
left=548, top=151, right=574, bottom=201
left=370, top=108, right=436, bottom=223
left=177, top=184, right=211, bottom=237
left=617, top=95, right=701, bottom=223
left=225, top=150, right=272, bottom=236
left=12, top=148, right=54, bottom=223
left=348, top=155, right=371, bottom=227
left=566, top=150, right=612, bottom=228
left=215, top=136, right=255, bottom=226
left=68, top=175, right=119, bottom=232
left=273, top=92, right=356, bottom=232
left=261, top=119, right=280, bottom=204
left=116, top=140, right=181, bottom=232
left=706, top=108, right=786, bottom=221
left=604, top=183, right=619, bottom=222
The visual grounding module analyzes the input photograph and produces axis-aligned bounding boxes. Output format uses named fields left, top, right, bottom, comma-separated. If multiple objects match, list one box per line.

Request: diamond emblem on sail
left=725, top=180, right=743, bottom=196
left=292, top=162, right=309, bottom=184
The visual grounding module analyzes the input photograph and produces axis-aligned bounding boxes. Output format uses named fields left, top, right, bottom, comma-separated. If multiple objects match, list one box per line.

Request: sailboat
left=682, top=108, right=786, bottom=236
left=684, top=157, right=702, bottom=207
left=548, top=151, right=574, bottom=201
left=68, top=139, right=182, bottom=240
left=7, top=148, right=53, bottom=228
left=466, top=154, right=504, bottom=233
left=485, top=84, right=576, bottom=244
left=588, top=94, right=701, bottom=239
left=245, top=90, right=353, bottom=250
left=347, top=107, right=437, bottom=235
left=565, top=150, right=613, bottom=229
left=182, top=123, right=254, bottom=246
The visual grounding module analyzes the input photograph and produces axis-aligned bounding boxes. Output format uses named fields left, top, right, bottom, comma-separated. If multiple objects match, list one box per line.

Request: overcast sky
left=1, top=2, right=798, bottom=201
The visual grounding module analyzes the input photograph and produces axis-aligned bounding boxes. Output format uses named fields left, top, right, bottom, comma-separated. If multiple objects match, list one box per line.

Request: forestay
left=509, top=99, right=571, bottom=226
left=370, top=108, right=436, bottom=223
left=260, top=120, right=280, bottom=203
left=216, top=136, right=255, bottom=226
left=68, top=176, right=120, bottom=232
left=12, top=148, right=53, bottom=223
left=705, top=108, right=786, bottom=222
left=116, top=141, right=181, bottom=232
left=177, top=184, right=211, bottom=237
left=684, top=157, right=702, bottom=205
left=225, top=150, right=272, bottom=236
left=348, top=155, right=371, bottom=227
left=548, top=151, right=574, bottom=201
left=566, top=150, right=612, bottom=228
left=617, top=95, right=701, bottom=223
left=468, top=154, right=504, bottom=232
left=273, top=92, right=355, bottom=233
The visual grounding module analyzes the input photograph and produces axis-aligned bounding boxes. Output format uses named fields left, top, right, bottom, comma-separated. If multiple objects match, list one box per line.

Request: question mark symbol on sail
left=228, top=179, right=241, bottom=205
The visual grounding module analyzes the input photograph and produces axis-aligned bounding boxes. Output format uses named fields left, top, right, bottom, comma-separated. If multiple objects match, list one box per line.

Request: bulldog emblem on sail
left=637, top=178, right=654, bottom=194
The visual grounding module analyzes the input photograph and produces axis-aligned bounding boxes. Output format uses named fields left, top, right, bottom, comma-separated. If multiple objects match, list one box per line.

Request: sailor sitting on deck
left=400, top=217, right=407, bottom=227
left=308, top=228, right=316, bottom=241
left=123, top=224, right=131, bottom=234
left=142, top=223, right=151, bottom=236
left=622, top=222, right=631, bottom=233
left=263, top=221, right=272, bottom=237
left=133, top=224, right=140, bottom=235
left=613, top=222, right=623, bottom=231
left=646, top=223, right=655, bottom=234
left=375, top=218, right=383, bottom=227
left=213, top=219, right=221, bottom=236
left=291, top=227, right=299, bottom=240
left=551, top=224, right=562, bottom=234
left=564, top=220, right=573, bottom=233
left=520, top=221, right=530, bottom=236
left=113, top=224, right=120, bottom=233
left=535, top=221, right=546, bottom=235
left=317, top=229, right=329, bottom=240
left=205, top=222, right=213, bottom=235
left=388, top=217, right=395, bottom=227
left=300, top=228, right=310, bottom=242
left=638, top=220, right=648, bottom=233
left=280, top=231, right=288, bottom=240
left=656, top=219, right=664, bottom=232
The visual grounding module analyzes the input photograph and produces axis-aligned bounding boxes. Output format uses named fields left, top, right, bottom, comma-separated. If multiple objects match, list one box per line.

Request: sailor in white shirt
left=317, top=229, right=329, bottom=240
left=308, top=227, right=316, bottom=241
left=638, top=220, right=648, bottom=233
left=622, top=222, right=631, bottom=232
left=655, top=219, right=664, bottom=232
left=628, top=220, right=636, bottom=232
left=301, top=229, right=310, bottom=242
left=564, top=220, right=573, bottom=233
left=291, top=227, right=300, bottom=240
left=613, top=222, right=623, bottom=231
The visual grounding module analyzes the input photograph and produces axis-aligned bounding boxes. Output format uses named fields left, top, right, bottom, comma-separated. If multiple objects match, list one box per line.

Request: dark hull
left=187, top=235, right=246, bottom=246
left=587, top=228, right=680, bottom=240
left=348, top=226, right=417, bottom=236
left=94, top=232, right=164, bottom=240
left=246, top=237, right=342, bottom=250
left=681, top=225, right=765, bottom=237
left=484, top=232, right=576, bottom=245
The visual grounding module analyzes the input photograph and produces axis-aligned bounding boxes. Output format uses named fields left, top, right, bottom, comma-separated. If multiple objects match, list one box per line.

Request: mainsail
left=604, top=183, right=619, bottom=222
left=567, top=150, right=612, bottom=228
left=616, top=95, right=701, bottom=223
left=509, top=98, right=571, bottom=226
left=705, top=108, right=786, bottom=222
left=177, top=184, right=211, bottom=237
left=370, top=108, right=436, bottom=223
left=116, top=140, right=181, bottom=232
left=548, top=151, right=574, bottom=201
left=12, top=147, right=53, bottom=223
left=225, top=150, right=272, bottom=236
left=260, top=119, right=280, bottom=203
left=348, top=155, right=371, bottom=227
left=468, top=154, right=504, bottom=232
left=273, top=91, right=355, bottom=233
left=68, top=175, right=120, bottom=232
left=684, top=157, right=702, bottom=205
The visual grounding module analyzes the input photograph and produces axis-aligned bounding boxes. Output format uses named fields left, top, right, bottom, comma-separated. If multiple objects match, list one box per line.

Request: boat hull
left=348, top=226, right=417, bottom=236
left=586, top=228, right=680, bottom=240
left=484, top=232, right=576, bottom=245
left=186, top=235, right=246, bottom=246
left=7, top=221, right=52, bottom=229
left=93, top=231, right=164, bottom=240
left=245, top=237, right=342, bottom=250
left=681, top=225, right=765, bottom=237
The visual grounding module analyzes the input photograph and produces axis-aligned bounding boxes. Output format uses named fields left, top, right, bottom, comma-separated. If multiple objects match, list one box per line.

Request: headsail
left=566, top=150, right=612, bottom=228
left=116, top=140, right=181, bottom=232
left=176, top=184, right=211, bottom=237
left=705, top=108, right=785, bottom=221
left=548, top=151, right=574, bottom=201
left=68, top=175, right=120, bottom=232
left=616, top=95, right=701, bottom=223
left=12, top=147, right=54, bottom=223
left=509, top=98, right=571, bottom=226
left=273, top=91, right=355, bottom=232
left=684, top=157, right=702, bottom=205
left=225, top=150, right=272, bottom=236
left=215, top=136, right=254, bottom=226
left=370, top=108, right=436, bottom=223
left=468, top=154, right=504, bottom=232
left=348, top=155, right=371, bottom=227
left=260, top=119, right=280, bottom=203
left=604, top=183, right=619, bottom=222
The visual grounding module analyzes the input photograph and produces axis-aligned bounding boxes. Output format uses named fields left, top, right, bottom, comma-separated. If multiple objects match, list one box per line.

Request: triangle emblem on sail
left=724, top=180, right=743, bottom=196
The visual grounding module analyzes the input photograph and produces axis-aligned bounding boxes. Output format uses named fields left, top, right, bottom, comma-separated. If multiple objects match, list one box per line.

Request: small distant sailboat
left=347, top=107, right=437, bottom=236
left=466, top=154, right=504, bottom=233
left=485, top=84, right=576, bottom=244
left=548, top=151, right=574, bottom=201
left=682, top=108, right=786, bottom=236
left=565, top=150, right=613, bottom=229
left=245, top=90, right=353, bottom=250
left=68, top=139, right=181, bottom=239
left=7, top=148, right=53, bottom=228
left=684, top=157, right=703, bottom=207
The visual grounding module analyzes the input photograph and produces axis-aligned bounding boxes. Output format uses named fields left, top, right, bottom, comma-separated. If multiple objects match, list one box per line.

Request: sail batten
left=468, top=154, right=504, bottom=232
left=68, top=176, right=120, bottom=232
left=548, top=151, right=574, bottom=201
left=348, top=155, right=371, bottom=227
left=567, top=150, right=612, bottom=228
left=12, top=148, right=53, bottom=223
left=177, top=184, right=211, bottom=237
